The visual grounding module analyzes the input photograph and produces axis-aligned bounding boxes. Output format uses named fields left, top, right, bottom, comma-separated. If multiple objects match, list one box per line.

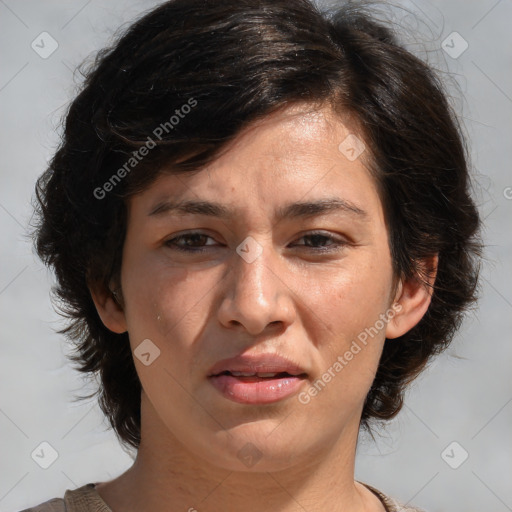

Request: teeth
left=229, top=371, right=280, bottom=377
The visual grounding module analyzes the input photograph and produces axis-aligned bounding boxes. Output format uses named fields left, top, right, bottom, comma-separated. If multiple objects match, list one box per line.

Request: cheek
left=300, top=253, right=393, bottom=400
left=121, top=251, right=221, bottom=346
left=302, top=252, right=393, bottom=338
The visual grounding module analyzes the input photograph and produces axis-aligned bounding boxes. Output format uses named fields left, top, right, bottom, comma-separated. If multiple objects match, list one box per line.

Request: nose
left=217, top=237, right=296, bottom=336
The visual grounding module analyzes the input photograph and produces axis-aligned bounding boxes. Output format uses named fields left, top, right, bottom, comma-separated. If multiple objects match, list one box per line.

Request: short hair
left=33, top=0, right=482, bottom=450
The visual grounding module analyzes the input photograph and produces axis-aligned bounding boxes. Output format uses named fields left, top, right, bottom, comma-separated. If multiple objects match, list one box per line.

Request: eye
left=164, top=230, right=349, bottom=254
left=292, top=231, right=349, bottom=252
left=164, top=231, right=219, bottom=253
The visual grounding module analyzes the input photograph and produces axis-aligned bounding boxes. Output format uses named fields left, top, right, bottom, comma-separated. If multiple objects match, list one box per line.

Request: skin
left=91, top=102, right=436, bottom=512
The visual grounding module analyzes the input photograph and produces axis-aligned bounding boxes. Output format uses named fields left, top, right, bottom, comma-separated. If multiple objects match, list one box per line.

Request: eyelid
left=163, top=229, right=351, bottom=253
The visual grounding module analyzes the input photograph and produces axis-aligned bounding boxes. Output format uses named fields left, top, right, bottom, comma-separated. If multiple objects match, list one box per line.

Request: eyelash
left=164, top=231, right=349, bottom=254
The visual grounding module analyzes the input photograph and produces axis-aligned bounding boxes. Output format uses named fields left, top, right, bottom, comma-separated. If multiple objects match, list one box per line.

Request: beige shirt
left=20, top=482, right=426, bottom=512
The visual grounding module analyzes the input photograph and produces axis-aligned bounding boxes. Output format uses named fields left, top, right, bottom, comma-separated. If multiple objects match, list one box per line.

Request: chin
left=191, top=423, right=313, bottom=473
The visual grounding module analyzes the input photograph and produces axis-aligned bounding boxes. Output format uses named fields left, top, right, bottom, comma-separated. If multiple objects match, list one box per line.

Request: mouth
left=208, top=371, right=308, bottom=404
left=207, top=352, right=309, bottom=404
left=212, top=370, right=307, bottom=380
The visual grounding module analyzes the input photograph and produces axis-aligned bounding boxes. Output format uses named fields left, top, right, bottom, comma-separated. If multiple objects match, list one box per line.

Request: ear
left=89, top=281, right=128, bottom=334
left=386, top=255, right=438, bottom=339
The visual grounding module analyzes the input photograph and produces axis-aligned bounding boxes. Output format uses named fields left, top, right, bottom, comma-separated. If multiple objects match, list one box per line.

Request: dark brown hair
left=34, top=0, right=482, bottom=450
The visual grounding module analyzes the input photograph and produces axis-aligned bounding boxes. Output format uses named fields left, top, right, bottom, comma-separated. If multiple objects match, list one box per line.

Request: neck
left=98, top=393, right=377, bottom=512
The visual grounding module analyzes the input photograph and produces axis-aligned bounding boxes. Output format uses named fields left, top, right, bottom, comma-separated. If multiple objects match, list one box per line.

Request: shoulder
left=17, top=483, right=111, bottom=512
left=361, top=482, right=428, bottom=512
left=18, top=497, right=65, bottom=512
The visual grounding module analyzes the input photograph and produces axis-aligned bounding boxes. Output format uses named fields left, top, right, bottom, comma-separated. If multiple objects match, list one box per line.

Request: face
left=104, top=103, right=412, bottom=472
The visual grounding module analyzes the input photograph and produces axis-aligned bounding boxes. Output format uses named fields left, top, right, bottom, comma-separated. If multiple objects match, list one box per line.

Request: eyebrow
left=148, top=197, right=368, bottom=222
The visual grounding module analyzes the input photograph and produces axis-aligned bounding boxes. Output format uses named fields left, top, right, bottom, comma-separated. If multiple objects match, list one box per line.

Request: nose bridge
left=235, top=235, right=275, bottom=301
left=217, top=235, right=294, bottom=334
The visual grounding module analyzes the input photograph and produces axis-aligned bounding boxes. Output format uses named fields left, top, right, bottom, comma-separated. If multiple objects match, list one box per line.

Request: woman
left=22, top=0, right=481, bottom=510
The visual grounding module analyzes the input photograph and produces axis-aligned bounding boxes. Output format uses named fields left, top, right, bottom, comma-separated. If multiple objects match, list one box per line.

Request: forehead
left=213, top=103, right=364, bottom=169
left=128, top=103, right=381, bottom=222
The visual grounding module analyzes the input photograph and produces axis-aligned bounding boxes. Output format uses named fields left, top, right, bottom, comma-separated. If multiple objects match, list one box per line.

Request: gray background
left=0, top=1, right=510, bottom=511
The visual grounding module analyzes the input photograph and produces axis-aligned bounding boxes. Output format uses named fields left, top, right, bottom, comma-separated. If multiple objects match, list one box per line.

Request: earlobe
left=89, top=281, right=128, bottom=334
left=385, top=255, right=438, bottom=340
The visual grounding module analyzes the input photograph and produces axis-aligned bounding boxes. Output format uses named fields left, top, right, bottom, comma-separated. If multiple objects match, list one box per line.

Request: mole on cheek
left=151, top=302, right=163, bottom=323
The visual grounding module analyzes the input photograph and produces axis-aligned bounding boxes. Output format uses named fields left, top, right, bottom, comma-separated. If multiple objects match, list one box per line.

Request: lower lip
left=209, top=374, right=307, bottom=404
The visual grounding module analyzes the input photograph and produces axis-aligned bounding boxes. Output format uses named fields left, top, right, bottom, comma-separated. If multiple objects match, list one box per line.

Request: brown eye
left=164, top=232, right=218, bottom=253
left=292, top=232, right=348, bottom=252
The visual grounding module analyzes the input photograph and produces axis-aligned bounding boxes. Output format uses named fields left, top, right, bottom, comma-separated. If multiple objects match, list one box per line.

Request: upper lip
left=208, top=353, right=308, bottom=377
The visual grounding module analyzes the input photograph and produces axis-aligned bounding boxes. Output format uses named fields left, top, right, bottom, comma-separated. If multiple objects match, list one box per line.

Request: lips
left=216, top=371, right=298, bottom=379
left=207, top=353, right=308, bottom=378
left=207, top=353, right=308, bottom=404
